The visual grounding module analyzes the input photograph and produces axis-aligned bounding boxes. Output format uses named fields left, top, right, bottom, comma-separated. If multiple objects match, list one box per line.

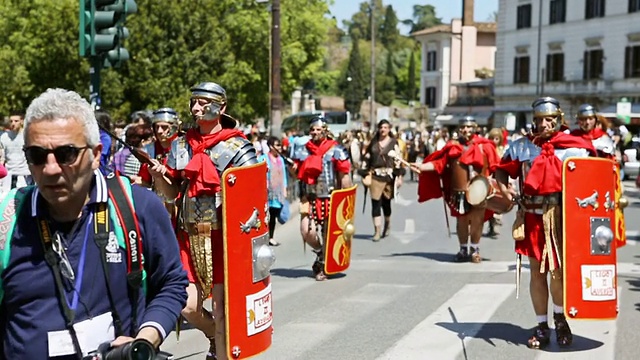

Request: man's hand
left=148, top=159, right=167, bottom=179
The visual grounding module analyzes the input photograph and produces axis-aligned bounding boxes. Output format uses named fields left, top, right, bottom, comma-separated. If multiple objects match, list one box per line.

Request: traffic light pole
left=89, top=56, right=102, bottom=109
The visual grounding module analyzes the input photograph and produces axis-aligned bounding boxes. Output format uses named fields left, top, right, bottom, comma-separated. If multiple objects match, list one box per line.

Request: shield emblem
left=563, top=157, right=618, bottom=320
left=614, top=164, right=626, bottom=248
left=323, top=185, right=357, bottom=275
left=222, top=162, right=274, bottom=358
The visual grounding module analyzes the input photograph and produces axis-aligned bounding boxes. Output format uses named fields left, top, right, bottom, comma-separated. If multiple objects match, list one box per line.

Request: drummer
left=411, top=116, right=500, bottom=263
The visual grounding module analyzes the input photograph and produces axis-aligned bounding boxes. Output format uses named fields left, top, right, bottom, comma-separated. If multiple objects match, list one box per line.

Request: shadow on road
left=435, top=321, right=604, bottom=352
left=174, top=352, right=206, bottom=360
left=270, top=268, right=348, bottom=281
left=383, top=251, right=493, bottom=263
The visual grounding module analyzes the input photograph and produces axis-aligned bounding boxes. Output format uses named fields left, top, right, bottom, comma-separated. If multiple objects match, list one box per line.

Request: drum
left=465, top=176, right=515, bottom=214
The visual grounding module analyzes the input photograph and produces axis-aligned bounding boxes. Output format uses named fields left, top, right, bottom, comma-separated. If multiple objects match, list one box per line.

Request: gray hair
left=24, top=88, right=101, bottom=148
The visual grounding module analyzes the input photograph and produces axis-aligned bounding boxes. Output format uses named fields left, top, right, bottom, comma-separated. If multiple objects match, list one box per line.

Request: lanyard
left=66, top=217, right=92, bottom=311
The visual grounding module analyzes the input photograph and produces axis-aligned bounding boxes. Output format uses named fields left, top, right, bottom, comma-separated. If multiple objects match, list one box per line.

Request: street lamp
left=256, top=0, right=282, bottom=137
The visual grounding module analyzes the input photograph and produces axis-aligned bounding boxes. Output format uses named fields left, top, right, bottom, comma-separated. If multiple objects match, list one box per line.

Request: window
left=583, top=49, right=604, bottom=80
left=425, top=87, right=437, bottom=108
left=513, top=56, right=530, bottom=84
left=546, top=53, right=564, bottom=82
left=517, top=4, right=532, bottom=29
left=625, top=46, right=640, bottom=78
left=585, top=0, right=605, bottom=19
left=630, top=0, right=640, bottom=13
left=426, top=51, right=437, bottom=71
left=550, top=0, right=566, bottom=24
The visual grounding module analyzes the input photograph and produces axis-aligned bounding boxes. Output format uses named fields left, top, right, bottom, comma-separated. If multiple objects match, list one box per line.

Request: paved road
left=162, top=180, right=640, bottom=360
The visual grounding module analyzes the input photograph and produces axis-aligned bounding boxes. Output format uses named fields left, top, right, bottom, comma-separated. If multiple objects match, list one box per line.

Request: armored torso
left=304, top=145, right=350, bottom=199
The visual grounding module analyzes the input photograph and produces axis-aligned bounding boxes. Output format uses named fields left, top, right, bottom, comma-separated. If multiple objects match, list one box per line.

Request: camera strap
left=37, top=219, right=84, bottom=360
left=93, top=203, right=124, bottom=337
left=105, top=174, right=144, bottom=336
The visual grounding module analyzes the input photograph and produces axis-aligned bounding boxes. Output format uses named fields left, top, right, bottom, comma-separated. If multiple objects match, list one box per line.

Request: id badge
left=47, top=312, right=116, bottom=357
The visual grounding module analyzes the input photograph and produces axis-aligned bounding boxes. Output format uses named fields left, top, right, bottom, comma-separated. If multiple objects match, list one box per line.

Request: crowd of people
left=0, top=88, right=631, bottom=358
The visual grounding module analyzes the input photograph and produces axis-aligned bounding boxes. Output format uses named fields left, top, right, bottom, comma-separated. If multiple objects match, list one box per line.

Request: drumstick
left=388, top=150, right=420, bottom=174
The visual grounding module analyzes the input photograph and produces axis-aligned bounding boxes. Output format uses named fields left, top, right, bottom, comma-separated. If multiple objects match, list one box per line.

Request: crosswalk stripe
left=271, top=278, right=316, bottom=302
left=376, top=283, right=514, bottom=360
left=265, top=283, right=416, bottom=359
left=535, top=287, right=621, bottom=359
left=350, top=259, right=640, bottom=275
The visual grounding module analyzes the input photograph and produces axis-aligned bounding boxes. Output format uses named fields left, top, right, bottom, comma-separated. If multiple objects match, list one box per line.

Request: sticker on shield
left=581, top=264, right=616, bottom=301
left=246, top=283, right=273, bottom=336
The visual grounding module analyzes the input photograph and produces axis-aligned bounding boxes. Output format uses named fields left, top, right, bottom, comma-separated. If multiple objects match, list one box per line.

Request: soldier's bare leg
left=455, top=215, right=470, bottom=261
left=527, top=257, right=551, bottom=349
left=549, top=268, right=572, bottom=346
left=182, top=283, right=216, bottom=358
left=212, top=283, right=227, bottom=360
left=469, top=208, right=484, bottom=263
left=300, top=215, right=320, bottom=249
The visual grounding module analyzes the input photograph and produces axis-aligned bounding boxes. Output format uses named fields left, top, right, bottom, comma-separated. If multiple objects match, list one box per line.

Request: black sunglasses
left=24, top=145, right=90, bottom=166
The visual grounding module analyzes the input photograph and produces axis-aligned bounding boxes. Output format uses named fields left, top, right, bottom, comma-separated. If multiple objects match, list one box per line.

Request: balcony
left=544, top=79, right=613, bottom=95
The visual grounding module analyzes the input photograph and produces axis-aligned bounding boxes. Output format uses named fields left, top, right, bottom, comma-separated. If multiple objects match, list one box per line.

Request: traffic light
left=78, top=0, right=137, bottom=67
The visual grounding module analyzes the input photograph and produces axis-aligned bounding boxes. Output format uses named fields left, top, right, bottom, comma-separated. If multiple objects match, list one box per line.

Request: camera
left=83, top=339, right=173, bottom=360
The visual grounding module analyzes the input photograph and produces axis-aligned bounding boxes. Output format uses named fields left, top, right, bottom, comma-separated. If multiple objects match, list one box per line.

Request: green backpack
left=0, top=177, right=146, bottom=304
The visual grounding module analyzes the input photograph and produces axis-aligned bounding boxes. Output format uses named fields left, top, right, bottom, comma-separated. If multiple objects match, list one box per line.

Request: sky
left=328, top=0, right=499, bottom=35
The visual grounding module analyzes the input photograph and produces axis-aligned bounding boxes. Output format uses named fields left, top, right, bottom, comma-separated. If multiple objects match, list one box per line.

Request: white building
left=495, top=0, right=640, bottom=130
left=412, top=0, right=497, bottom=127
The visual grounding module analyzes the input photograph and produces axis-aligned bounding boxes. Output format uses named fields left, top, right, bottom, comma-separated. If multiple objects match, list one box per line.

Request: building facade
left=495, top=0, right=640, bottom=130
left=413, top=0, right=497, bottom=126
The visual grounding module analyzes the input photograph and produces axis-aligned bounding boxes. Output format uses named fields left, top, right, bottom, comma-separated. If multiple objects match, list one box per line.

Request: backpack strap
left=0, top=187, right=34, bottom=305
left=105, top=174, right=144, bottom=335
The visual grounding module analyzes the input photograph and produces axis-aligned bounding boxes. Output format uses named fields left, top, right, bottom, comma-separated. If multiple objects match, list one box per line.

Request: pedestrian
left=113, top=123, right=153, bottom=183
left=494, top=97, right=596, bottom=349
left=95, top=110, right=114, bottom=175
left=148, top=82, right=261, bottom=360
left=412, top=116, right=500, bottom=263
left=0, top=88, right=188, bottom=359
left=292, top=116, right=352, bottom=281
left=259, top=136, right=288, bottom=246
left=361, top=120, right=404, bottom=241
left=0, top=110, right=32, bottom=188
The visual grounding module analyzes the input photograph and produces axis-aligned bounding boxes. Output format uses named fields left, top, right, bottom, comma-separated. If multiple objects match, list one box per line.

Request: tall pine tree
left=380, top=5, right=399, bottom=51
left=376, top=52, right=396, bottom=106
left=341, top=37, right=366, bottom=115
left=407, top=51, right=416, bottom=101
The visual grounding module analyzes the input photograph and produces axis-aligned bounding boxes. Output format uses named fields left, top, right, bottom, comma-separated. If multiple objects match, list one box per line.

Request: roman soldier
left=148, top=82, right=260, bottom=360
left=494, top=97, right=597, bottom=349
left=139, top=107, right=180, bottom=211
left=292, top=116, right=353, bottom=281
left=570, top=104, right=615, bottom=159
left=412, top=116, right=500, bottom=263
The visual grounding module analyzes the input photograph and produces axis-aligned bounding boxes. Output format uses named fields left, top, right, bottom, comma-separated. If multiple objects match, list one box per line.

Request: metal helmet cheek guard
left=190, top=82, right=227, bottom=121
left=532, top=97, right=564, bottom=132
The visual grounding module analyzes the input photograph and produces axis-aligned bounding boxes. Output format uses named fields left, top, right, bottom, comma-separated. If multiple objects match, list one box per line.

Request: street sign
left=616, top=101, right=631, bottom=116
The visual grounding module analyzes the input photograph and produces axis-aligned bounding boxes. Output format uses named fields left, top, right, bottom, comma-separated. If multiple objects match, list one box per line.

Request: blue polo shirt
left=0, top=171, right=188, bottom=359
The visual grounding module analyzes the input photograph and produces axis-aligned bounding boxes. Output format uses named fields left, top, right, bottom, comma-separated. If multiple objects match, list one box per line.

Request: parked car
left=623, top=138, right=640, bottom=180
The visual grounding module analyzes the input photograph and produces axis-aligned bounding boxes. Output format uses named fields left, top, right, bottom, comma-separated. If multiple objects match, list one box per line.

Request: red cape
left=417, top=135, right=500, bottom=212
left=570, top=127, right=608, bottom=141
left=522, top=132, right=596, bottom=194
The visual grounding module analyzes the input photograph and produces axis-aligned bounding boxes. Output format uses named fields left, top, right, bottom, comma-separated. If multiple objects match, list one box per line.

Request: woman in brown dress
left=362, top=120, right=405, bottom=241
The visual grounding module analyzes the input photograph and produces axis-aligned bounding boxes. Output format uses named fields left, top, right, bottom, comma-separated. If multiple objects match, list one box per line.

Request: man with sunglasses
left=149, top=82, right=260, bottom=360
left=0, top=88, right=188, bottom=359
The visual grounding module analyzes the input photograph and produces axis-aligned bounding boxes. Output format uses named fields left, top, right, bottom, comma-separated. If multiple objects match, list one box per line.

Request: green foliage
left=407, top=50, right=417, bottom=101
left=380, top=5, right=399, bottom=51
left=375, top=52, right=395, bottom=106
left=339, top=37, right=366, bottom=115
left=402, top=4, right=442, bottom=33
left=0, top=0, right=329, bottom=124
left=345, top=0, right=384, bottom=41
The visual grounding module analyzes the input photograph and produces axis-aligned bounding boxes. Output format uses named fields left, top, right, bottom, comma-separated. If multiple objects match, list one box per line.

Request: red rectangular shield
left=222, top=162, right=273, bottom=358
left=563, top=157, right=618, bottom=320
left=323, top=185, right=357, bottom=275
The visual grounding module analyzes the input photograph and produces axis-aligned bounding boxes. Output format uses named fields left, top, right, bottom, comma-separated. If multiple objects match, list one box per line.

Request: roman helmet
left=459, top=115, right=477, bottom=127
left=531, top=97, right=564, bottom=133
left=576, top=103, right=597, bottom=119
left=152, top=107, right=179, bottom=138
left=190, top=82, right=227, bottom=121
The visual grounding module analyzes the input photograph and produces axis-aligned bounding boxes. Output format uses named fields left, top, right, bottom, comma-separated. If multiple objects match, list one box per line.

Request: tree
left=376, top=52, right=395, bottom=106
left=345, top=0, right=384, bottom=41
left=340, top=37, right=366, bottom=115
left=380, top=5, right=400, bottom=51
left=402, top=4, right=442, bottom=33
left=407, top=51, right=416, bottom=101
